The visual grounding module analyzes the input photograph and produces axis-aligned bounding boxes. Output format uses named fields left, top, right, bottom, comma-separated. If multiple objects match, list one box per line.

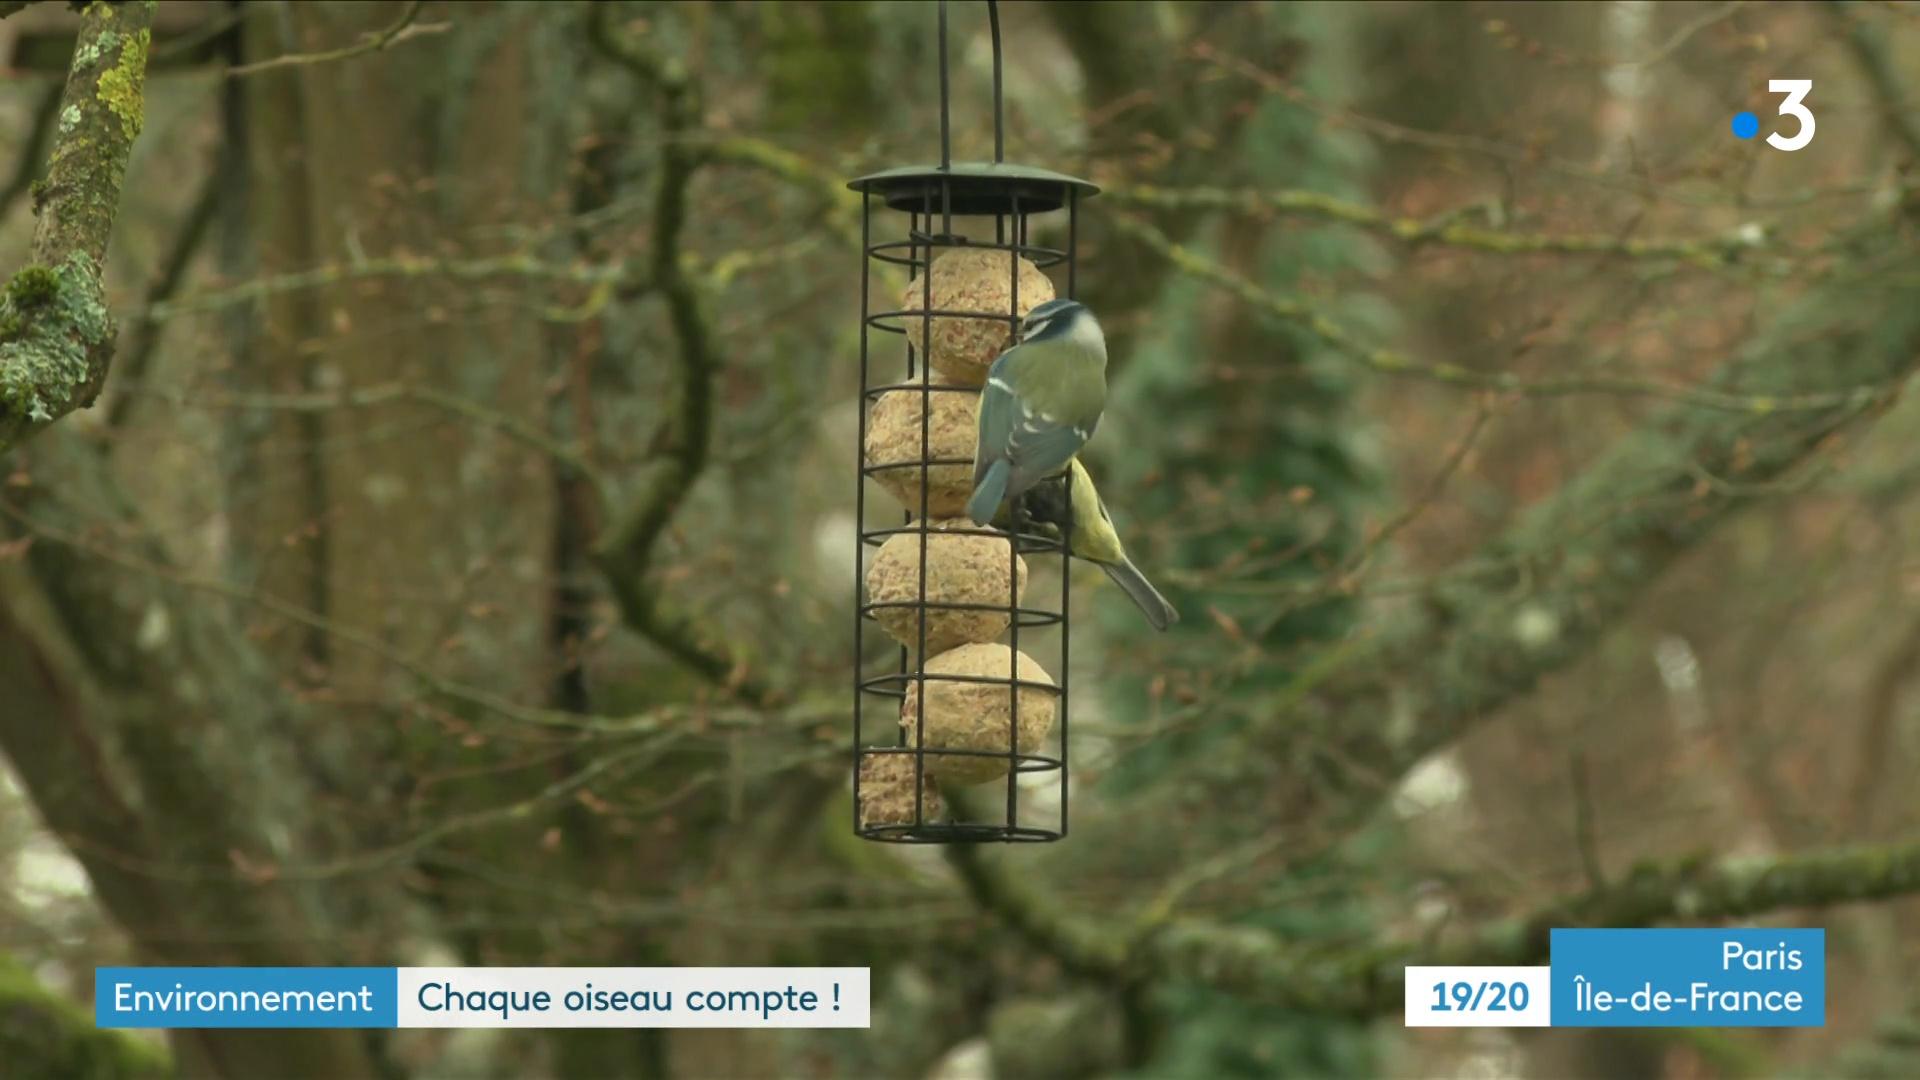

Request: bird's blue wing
left=972, top=357, right=1018, bottom=491
left=1004, top=411, right=1089, bottom=496
left=974, top=345, right=1093, bottom=509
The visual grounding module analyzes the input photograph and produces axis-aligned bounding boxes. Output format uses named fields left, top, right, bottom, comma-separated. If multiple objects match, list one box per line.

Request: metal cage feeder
left=850, top=0, right=1097, bottom=843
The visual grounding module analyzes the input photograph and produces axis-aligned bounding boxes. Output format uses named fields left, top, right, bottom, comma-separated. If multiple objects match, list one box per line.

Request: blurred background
left=3, top=1, right=1920, bottom=1077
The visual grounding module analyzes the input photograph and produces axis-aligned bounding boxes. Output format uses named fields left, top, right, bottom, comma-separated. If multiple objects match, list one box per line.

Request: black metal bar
left=938, top=0, right=951, bottom=172
left=914, top=187, right=935, bottom=829
left=854, top=192, right=871, bottom=837
left=899, top=208, right=918, bottom=761
left=988, top=0, right=1004, bottom=164
left=1005, top=187, right=1022, bottom=839
left=1058, top=192, right=1072, bottom=838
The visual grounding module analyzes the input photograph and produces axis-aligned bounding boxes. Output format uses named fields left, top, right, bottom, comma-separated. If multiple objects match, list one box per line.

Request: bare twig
left=1107, top=185, right=1781, bottom=271
left=1832, top=2, right=1920, bottom=164
left=0, top=79, right=62, bottom=222
left=1118, top=214, right=1892, bottom=414
left=106, top=164, right=220, bottom=429
left=1848, top=617, right=1920, bottom=832
left=1621, top=1, right=1749, bottom=69
left=140, top=251, right=635, bottom=321
left=1570, top=749, right=1606, bottom=889
left=224, top=1, right=450, bottom=79
left=0, top=496, right=822, bottom=742
left=125, top=380, right=613, bottom=512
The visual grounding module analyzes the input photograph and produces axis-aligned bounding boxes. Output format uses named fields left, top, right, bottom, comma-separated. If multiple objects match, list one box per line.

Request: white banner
left=396, top=967, right=870, bottom=1028
left=1405, top=965, right=1551, bottom=1027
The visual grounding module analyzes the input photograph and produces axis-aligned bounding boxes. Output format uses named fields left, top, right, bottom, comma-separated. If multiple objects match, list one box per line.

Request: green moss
left=96, top=27, right=150, bottom=141
left=26, top=178, right=48, bottom=212
left=6, top=266, right=60, bottom=309
left=0, top=956, right=174, bottom=1078
left=0, top=253, right=112, bottom=424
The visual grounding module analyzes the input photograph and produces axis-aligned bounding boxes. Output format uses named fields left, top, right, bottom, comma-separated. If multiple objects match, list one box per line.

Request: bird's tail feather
left=1100, top=557, right=1179, bottom=632
left=967, top=460, right=1010, bottom=526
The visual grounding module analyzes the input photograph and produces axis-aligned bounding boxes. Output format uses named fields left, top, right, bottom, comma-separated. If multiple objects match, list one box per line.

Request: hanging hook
left=936, top=0, right=1007, bottom=170
left=988, top=0, right=1004, bottom=163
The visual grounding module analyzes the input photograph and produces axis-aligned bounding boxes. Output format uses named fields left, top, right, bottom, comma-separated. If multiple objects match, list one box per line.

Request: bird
left=1008, top=458, right=1179, bottom=632
left=965, top=297, right=1107, bottom=526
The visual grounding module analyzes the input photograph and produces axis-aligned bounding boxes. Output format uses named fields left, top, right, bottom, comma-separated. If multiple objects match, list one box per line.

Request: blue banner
left=96, top=967, right=400, bottom=1028
left=1550, top=929, right=1824, bottom=1027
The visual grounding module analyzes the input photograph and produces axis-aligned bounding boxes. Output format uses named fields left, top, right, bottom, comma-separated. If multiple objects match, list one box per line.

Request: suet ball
left=899, top=643, right=1057, bottom=786
left=901, top=248, right=1054, bottom=387
left=865, top=520, right=1027, bottom=653
left=857, top=752, right=946, bottom=828
left=864, top=387, right=979, bottom=516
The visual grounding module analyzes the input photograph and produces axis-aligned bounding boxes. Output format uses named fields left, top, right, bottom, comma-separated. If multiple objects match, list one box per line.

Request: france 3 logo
left=1731, top=80, right=1814, bottom=151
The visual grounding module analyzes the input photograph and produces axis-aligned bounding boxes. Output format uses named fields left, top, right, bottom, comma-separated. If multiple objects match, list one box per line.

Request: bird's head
left=1018, top=298, right=1094, bottom=344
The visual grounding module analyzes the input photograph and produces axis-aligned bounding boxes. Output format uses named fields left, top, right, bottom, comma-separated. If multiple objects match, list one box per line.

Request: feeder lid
left=848, top=161, right=1099, bottom=215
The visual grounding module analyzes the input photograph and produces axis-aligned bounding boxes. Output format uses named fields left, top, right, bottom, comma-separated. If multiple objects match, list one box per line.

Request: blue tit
left=1007, top=459, right=1179, bottom=632
left=965, top=297, right=1108, bottom=526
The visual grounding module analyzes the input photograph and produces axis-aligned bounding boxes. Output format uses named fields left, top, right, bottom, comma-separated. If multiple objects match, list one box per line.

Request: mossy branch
left=0, top=0, right=155, bottom=453
left=955, top=827, right=1920, bottom=1019
left=1137, top=835, right=1920, bottom=1017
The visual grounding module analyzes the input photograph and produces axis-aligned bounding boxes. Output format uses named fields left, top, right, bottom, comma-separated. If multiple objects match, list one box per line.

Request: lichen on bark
left=0, top=0, right=154, bottom=453
left=0, top=253, right=112, bottom=423
left=96, top=27, right=151, bottom=140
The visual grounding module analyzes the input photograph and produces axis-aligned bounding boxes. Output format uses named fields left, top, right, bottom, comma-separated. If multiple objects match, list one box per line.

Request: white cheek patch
left=1070, top=313, right=1104, bottom=351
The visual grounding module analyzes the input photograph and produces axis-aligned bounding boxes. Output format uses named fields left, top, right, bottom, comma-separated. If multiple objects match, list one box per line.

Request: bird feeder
left=851, top=0, right=1097, bottom=842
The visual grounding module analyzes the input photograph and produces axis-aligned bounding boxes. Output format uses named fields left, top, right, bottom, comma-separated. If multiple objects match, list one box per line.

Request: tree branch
left=586, top=7, right=769, bottom=704
left=1254, top=238, right=1920, bottom=851
left=222, top=0, right=449, bottom=79
left=0, top=0, right=155, bottom=453
left=1141, top=834, right=1920, bottom=1017
left=954, top=822, right=1920, bottom=1018
left=1107, top=184, right=1783, bottom=272
left=944, top=828, right=1128, bottom=984
left=105, top=160, right=219, bottom=430
left=1118, top=214, right=1889, bottom=413
left=1831, top=1, right=1920, bottom=163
